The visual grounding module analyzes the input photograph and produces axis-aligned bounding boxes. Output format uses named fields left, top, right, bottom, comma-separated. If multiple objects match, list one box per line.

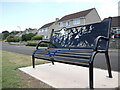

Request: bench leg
left=89, top=63, right=93, bottom=89
left=52, top=61, right=54, bottom=65
left=32, top=55, right=35, bottom=68
left=105, top=52, right=112, bottom=78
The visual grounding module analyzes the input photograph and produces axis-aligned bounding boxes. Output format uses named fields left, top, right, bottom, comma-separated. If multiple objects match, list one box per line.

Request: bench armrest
left=94, top=36, right=109, bottom=51
left=36, top=40, right=57, bottom=49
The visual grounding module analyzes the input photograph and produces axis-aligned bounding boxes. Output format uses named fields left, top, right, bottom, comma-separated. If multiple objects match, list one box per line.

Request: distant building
left=37, top=8, right=101, bottom=39
left=111, top=16, right=120, bottom=32
left=103, top=16, right=120, bottom=38
left=111, top=16, right=120, bottom=38
left=15, top=31, right=23, bottom=37
left=15, top=28, right=37, bottom=37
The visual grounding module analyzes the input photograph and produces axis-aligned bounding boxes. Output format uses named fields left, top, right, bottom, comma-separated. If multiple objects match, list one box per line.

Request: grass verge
left=2, top=50, right=49, bottom=88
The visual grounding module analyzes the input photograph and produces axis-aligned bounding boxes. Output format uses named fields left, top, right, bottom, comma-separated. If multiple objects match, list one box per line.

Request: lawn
left=2, top=50, right=49, bottom=88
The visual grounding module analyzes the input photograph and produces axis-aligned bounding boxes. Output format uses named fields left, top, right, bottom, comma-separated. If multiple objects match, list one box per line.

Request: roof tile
left=40, top=22, right=55, bottom=29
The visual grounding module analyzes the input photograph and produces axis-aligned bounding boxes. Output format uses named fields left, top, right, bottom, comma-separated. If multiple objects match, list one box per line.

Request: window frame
left=73, top=19, right=80, bottom=25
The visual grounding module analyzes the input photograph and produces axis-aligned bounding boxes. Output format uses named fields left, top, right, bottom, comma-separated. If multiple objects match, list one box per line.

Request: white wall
left=85, top=9, right=101, bottom=25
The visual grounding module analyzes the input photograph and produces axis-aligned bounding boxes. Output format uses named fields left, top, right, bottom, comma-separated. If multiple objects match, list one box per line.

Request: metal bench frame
left=32, top=17, right=112, bottom=89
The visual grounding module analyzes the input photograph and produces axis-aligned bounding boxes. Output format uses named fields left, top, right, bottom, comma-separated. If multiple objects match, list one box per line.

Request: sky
left=0, top=0, right=119, bottom=33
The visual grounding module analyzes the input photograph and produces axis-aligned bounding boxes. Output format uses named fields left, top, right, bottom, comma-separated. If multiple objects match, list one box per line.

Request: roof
left=103, top=16, right=120, bottom=27
left=58, top=8, right=95, bottom=22
left=40, top=22, right=55, bottom=29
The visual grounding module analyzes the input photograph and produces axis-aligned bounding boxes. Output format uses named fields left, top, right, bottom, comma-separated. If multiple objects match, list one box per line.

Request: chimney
left=55, top=18, right=59, bottom=21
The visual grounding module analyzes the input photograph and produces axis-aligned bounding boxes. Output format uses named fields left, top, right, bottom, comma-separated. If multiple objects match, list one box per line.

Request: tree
left=2, top=30, right=10, bottom=40
left=2, top=31, right=9, bottom=34
left=10, top=31, right=20, bottom=35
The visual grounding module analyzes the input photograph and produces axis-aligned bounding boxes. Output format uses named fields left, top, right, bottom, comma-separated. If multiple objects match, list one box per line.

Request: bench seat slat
left=35, top=52, right=91, bottom=60
left=35, top=49, right=92, bottom=56
left=36, top=49, right=93, bottom=53
left=34, top=54, right=50, bottom=59
left=53, top=56, right=90, bottom=63
left=52, top=60, right=89, bottom=67
left=34, top=53, right=90, bottom=63
left=34, top=56, right=89, bottom=67
left=50, top=47, right=93, bottom=49
left=51, top=51, right=92, bottom=56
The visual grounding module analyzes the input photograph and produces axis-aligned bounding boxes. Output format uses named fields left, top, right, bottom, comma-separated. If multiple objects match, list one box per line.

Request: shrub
left=39, top=43, right=48, bottom=47
left=31, top=36, right=42, bottom=40
left=26, top=42, right=48, bottom=47
left=26, top=42, right=37, bottom=46
left=6, top=35, right=20, bottom=42
left=21, top=33, right=36, bottom=41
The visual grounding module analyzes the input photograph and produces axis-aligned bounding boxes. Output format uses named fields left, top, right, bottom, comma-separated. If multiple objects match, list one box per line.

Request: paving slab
left=19, top=62, right=118, bottom=88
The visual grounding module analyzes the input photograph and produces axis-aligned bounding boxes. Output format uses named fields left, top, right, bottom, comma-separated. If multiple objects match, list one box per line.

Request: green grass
left=2, top=50, right=49, bottom=88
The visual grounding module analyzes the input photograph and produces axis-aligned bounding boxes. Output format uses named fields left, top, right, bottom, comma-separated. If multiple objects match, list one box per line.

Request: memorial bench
left=32, top=17, right=112, bottom=89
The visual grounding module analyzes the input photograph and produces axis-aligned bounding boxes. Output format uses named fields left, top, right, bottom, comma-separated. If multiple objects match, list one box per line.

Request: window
left=41, top=29, right=43, bottom=32
left=73, top=19, right=80, bottom=25
left=43, top=28, right=46, bottom=32
left=66, top=21, right=70, bottom=26
left=38, top=30, right=41, bottom=33
left=59, top=22, right=63, bottom=27
left=41, top=28, right=48, bottom=32
left=45, top=28, right=48, bottom=32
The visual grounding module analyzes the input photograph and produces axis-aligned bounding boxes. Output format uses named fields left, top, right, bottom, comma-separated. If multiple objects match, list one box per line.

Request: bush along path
left=26, top=42, right=48, bottom=47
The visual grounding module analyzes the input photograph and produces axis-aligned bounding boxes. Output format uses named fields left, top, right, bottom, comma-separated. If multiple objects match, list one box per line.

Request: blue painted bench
left=32, top=17, right=112, bottom=89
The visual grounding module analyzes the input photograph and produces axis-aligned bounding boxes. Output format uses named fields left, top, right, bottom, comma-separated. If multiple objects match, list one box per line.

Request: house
left=24, top=28, right=37, bottom=34
left=111, top=16, right=120, bottom=38
left=104, top=16, right=120, bottom=32
left=15, top=28, right=37, bottom=37
left=15, top=31, right=23, bottom=37
left=37, top=21, right=56, bottom=39
left=37, top=8, right=101, bottom=39
left=111, top=16, right=120, bottom=32
left=55, top=8, right=101, bottom=30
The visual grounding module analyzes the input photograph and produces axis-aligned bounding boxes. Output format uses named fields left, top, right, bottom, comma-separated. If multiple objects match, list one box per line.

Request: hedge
left=31, top=35, right=42, bottom=40
left=26, top=42, right=48, bottom=47
left=21, top=33, right=36, bottom=41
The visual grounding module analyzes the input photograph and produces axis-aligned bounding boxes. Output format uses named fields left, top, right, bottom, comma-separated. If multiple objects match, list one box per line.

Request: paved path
left=19, top=62, right=119, bottom=88
left=1, top=41, right=119, bottom=72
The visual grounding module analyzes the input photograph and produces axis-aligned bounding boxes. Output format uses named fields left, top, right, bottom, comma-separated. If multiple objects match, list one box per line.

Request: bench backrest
left=49, top=17, right=112, bottom=50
